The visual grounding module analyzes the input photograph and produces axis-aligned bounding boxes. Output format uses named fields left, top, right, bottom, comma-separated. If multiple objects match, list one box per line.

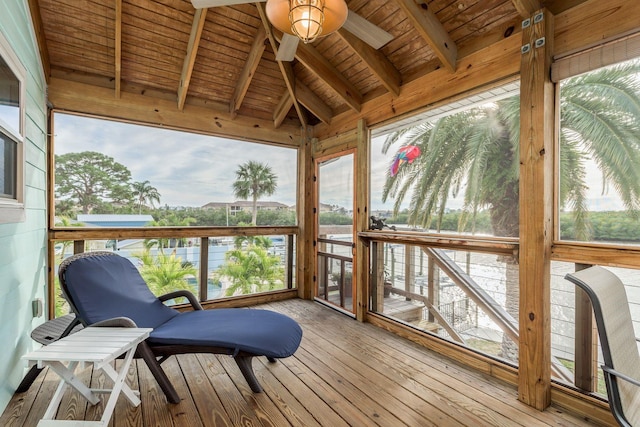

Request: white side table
left=22, top=326, right=152, bottom=427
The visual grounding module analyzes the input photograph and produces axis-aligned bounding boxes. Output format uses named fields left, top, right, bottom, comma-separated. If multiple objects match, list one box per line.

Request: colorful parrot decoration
left=390, top=145, right=421, bottom=176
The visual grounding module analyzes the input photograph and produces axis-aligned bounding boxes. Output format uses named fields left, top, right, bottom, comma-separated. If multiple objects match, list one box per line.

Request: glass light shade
left=289, top=0, right=324, bottom=43
left=265, top=0, right=348, bottom=43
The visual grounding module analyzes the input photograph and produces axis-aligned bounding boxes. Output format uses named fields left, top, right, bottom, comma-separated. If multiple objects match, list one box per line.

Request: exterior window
left=0, top=33, right=25, bottom=223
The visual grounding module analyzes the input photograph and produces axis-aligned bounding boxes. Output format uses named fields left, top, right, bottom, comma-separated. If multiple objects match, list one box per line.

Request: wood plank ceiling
left=30, top=0, right=584, bottom=131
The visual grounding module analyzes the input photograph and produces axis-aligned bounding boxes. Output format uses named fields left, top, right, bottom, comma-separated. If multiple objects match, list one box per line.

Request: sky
left=54, top=113, right=298, bottom=208
left=54, top=111, right=625, bottom=214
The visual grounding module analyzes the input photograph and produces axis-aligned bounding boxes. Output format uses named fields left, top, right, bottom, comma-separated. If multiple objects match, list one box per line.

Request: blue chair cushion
left=62, top=253, right=179, bottom=328
left=149, top=308, right=303, bottom=359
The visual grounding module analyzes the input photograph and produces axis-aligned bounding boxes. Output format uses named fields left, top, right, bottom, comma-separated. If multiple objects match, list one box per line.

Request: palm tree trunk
left=252, top=194, right=258, bottom=225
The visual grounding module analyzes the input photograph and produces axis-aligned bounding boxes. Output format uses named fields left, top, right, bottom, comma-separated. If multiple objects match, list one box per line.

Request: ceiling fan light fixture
left=266, top=0, right=347, bottom=44
left=289, top=0, right=324, bottom=43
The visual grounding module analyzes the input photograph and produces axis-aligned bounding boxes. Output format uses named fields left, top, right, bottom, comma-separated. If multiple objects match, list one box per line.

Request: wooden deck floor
left=2, top=299, right=604, bottom=426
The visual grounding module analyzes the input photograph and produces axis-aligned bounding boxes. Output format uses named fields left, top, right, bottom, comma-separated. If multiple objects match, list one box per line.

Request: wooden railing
left=316, top=237, right=353, bottom=310
left=49, top=226, right=298, bottom=316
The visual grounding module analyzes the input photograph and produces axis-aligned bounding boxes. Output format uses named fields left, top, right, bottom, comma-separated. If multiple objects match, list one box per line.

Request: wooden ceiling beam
left=115, top=0, right=122, bottom=98
left=291, top=36, right=363, bottom=112
left=295, top=78, right=332, bottom=124
left=392, top=0, right=457, bottom=72
left=273, top=90, right=293, bottom=128
left=231, top=26, right=268, bottom=118
left=338, top=28, right=401, bottom=97
left=48, top=77, right=301, bottom=147
left=27, top=0, right=51, bottom=83
left=256, top=2, right=308, bottom=129
left=177, top=8, right=207, bottom=111
left=511, top=0, right=542, bottom=18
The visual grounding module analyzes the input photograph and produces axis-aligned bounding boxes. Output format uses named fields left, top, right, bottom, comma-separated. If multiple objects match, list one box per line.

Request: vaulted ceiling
left=29, top=0, right=587, bottom=132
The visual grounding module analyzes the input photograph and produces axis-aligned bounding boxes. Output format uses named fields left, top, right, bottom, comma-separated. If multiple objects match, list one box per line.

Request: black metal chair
left=565, top=266, right=640, bottom=426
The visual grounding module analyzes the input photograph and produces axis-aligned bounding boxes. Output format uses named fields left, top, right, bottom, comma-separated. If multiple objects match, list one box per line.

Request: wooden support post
left=297, top=133, right=315, bottom=300
left=427, top=256, right=438, bottom=322
left=199, top=237, right=209, bottom=302
left=574, top=263, right=597, bottom=391
left=355, top=119, right=370, bottom=321
left=518, top=8, right=554, bottom=410
left=405, top=245, right=415, bottom=301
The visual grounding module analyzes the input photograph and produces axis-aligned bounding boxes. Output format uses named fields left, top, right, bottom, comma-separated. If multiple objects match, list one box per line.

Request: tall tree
left=382, top=60, right=640, bottom=361
left=132, top=180, right=161, bottom=214
left=55, top=151, right=133, bottom=214
left=232, top=161, right=278, bottom=225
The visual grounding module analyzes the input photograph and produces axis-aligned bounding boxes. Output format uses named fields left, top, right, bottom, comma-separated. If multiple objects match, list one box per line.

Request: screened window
left=370, top=83, right=520, bottom=238
left=557, top=58, right=640, bottom=245
left=53, top=113, right=297, bottom=227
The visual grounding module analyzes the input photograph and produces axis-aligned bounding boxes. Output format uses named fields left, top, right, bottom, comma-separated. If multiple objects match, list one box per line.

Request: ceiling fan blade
left=276, top=33, right=299, bottom=61
left=342, top=10, right=393, bottom=50
left=190, top=0, right=262, bottom=8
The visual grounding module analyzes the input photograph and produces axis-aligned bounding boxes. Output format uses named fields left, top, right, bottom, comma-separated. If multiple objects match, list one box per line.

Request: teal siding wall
left=0, top=0, right=48, bottom=413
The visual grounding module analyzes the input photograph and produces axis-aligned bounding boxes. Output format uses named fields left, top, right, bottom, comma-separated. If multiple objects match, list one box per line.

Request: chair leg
left=267, top=357, right=276, bottom=363
left=137, top=342, right=180, bottom=404
left=234, top=355, right=263, bottom=393
left=16, top=365, right=44, bottom=393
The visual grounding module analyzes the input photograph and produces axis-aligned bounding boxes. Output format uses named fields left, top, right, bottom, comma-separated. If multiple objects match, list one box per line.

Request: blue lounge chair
left=58, top=251, right=302, bottom=403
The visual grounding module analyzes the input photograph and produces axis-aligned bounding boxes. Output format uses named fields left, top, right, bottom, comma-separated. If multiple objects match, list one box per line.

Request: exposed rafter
left=256, top=2, right=308, bottom=128
left=295, top=78, right=332, bottom=124
left=291, top=35, right=363, bottom=112
left=27, top=0, right=51, bottom=83
left=393, top=0, right=457, bottom=72
left=230, top=26, right=268, bottom=118
left=115, top=0, right=122, bottom=98
left=338, top=28, right=401, bottom=97
left=273, top=90, right=293, bottom=128
left=511, top=0, right=542, bottom=17
left=177, top=8, right=207, bottom=111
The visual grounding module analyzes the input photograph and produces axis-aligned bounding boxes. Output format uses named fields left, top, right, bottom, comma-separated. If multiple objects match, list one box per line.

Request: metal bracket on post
left=533, top=12, right=544, bottom=24
left=534, top=37, right=545, bottom=48
left=521, top=43, right=531, bottom=54
left=522, top=18, right=531, bottom=29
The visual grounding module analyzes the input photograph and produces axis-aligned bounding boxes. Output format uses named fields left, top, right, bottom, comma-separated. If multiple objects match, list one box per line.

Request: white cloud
left=54, top=113, right=297, bottom=207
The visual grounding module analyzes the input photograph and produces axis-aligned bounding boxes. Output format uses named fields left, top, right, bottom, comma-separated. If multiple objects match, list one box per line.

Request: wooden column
left=297, top=132, right=316, bottom=300
left=518, top=8, right=554, bottom=410
left=355, top=119, right=370, bottom=321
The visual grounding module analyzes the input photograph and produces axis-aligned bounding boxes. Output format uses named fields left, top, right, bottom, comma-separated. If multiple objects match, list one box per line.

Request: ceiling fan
left=190, top=0, right=394, bottom=61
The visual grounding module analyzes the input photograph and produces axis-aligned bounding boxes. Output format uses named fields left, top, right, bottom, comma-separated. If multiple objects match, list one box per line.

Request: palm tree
left=232, top=161, right=278, bottom=225
left=132, top=180, right=161, bottom=214
left=382, top=60, right=640, bottom=361
left=214, top=242, right=284, bottom=296
left=135, top=250, right=197, bottom=298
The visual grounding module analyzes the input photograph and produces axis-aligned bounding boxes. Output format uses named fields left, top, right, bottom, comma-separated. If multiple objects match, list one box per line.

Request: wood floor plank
left=113, top=358, right=144, bottom=427
left=252, top=357, right=325, bottom=427
left=195, top=353, right=263, bottom=426
left=217, top=355, right=292, bottom=427
left=136, top=359, right=174, bottom=427
left=0, top=367, right=47, bottom=426
left=1, top=300, right=605, bottom=427
left=278, top=300, right=521, bottom=426
left=55, top=363, right=92, bottom=421
left=162, top=357, right=205, bottom=427
left=177, top=354, right=232, bottom=427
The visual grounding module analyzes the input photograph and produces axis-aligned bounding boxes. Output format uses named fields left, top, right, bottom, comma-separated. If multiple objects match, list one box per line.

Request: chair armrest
left=159, top=290, right=203, bottom=310
left=91, top=317, right=138, bottom=328
left=602, top=365, right=640, bottom=388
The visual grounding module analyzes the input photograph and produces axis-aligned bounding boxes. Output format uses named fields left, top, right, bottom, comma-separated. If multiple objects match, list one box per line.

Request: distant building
left=76, top=214, right=154, bottom=227
left=202, top=201, right=289, bottom=215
